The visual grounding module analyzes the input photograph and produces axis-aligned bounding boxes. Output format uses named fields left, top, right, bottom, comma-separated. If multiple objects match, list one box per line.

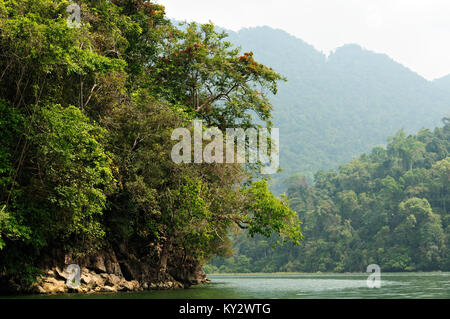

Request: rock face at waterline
left=2, top=246, right=208, bottom=295
left=33, top=268, right=141, bottom=294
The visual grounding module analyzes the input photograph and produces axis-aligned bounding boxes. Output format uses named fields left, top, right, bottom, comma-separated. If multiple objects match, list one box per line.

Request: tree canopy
left=0, top=0, right=302, bottom=287
left=209, top=121, right=449, bottom=273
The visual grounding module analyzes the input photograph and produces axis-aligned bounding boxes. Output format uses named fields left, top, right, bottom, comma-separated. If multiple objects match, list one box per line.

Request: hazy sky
left=160, top=0, right=450, bottom=81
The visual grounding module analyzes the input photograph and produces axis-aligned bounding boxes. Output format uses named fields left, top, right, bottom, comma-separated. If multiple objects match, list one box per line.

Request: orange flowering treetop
left=147, top=22, right=286, bottom=130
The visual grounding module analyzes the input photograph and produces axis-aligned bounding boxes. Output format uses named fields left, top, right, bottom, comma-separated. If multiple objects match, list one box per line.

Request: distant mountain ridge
left=224, top=26, right=450, bottom=191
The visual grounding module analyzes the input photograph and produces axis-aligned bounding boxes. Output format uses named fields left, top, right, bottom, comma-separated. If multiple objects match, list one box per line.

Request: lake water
left=22, top=272, right=450, bottom=299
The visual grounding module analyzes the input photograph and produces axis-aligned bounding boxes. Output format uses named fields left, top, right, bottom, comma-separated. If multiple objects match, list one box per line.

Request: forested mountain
left=1, top=2, right=448, bottom=292
left=207, top=26, right=449, bottom=273
left=208, top=120, right=450, bottom=273
left=226, top=27, right=450, bottom=192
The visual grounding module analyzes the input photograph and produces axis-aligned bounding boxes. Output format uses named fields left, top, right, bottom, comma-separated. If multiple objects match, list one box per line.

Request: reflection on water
left=12, top=272, right=450, bottom=299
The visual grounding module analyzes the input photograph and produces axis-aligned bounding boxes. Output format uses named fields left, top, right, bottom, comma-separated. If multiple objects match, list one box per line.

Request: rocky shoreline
left=2, top=245, right=210, bottom=295
left=30, top=266, right=186, bottom=294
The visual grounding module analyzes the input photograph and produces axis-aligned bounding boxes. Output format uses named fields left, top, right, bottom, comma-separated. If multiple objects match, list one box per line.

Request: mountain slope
left=434, top=74, right=450, bottom=93
left=226, top=27, right=450, bottom=192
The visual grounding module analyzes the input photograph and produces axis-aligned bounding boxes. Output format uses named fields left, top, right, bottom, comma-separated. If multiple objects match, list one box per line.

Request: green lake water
left=15, top=272, right=450, bottom=299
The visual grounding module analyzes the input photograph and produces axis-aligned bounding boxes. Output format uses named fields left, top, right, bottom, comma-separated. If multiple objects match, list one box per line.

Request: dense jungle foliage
left=0, top=0, right=302, bottom=286
left=208, top=121, right=450, bottom=273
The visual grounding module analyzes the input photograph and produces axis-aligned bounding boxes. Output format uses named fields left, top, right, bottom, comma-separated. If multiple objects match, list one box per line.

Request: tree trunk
left=158, top=241, right=172, bottom=276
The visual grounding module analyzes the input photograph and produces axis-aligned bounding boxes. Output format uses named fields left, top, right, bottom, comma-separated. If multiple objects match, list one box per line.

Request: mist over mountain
left=225, top=26, right=450, bottom=192
left=434, top=74, right=450, bottom=93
